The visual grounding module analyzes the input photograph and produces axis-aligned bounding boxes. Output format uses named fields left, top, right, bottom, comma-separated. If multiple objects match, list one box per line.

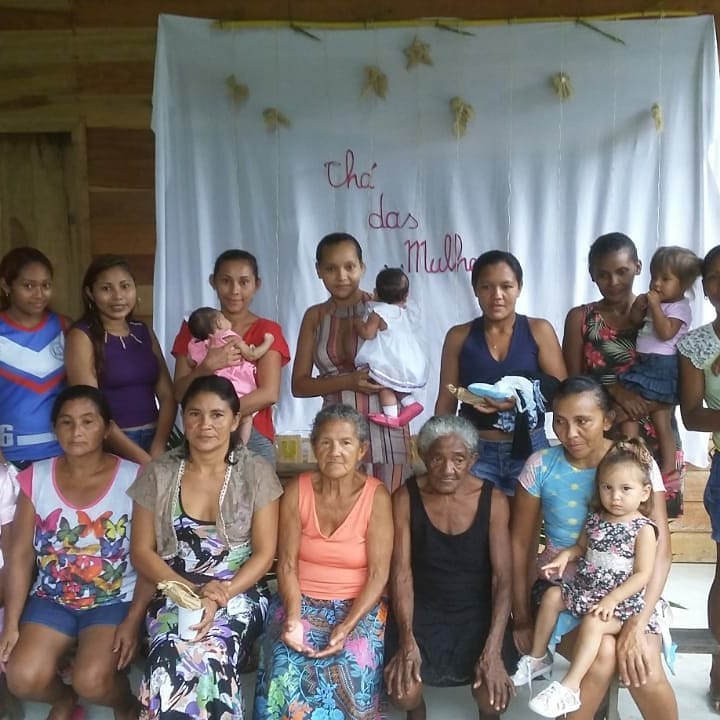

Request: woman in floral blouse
left=563, top=232, right=685, bottom=516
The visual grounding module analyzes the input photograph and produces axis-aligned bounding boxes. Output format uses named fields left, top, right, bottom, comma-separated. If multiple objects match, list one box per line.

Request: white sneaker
left=528, top=681, right=581, bottom=717
left=511, top=652, right=554, bottom=688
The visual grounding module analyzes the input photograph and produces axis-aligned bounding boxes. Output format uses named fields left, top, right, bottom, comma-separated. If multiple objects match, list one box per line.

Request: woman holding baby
left=172, top=250, right=290, bottom=464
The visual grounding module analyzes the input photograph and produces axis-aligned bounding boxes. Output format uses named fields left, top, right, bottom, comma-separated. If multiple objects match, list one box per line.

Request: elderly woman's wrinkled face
left=313, top=420, right=368, bottom=479
left=424, top=434, right=475, bottom=493
left=183, top=391, right=240, bottom=455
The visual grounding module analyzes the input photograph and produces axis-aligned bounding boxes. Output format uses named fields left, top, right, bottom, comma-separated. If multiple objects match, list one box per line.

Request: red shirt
left=172, top=317, right=290, bottom=440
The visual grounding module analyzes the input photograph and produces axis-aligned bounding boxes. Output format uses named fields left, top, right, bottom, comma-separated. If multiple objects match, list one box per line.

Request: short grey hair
left=416, top=415, right=478, bottom=456
left=310, top=404, right=369, bottom=445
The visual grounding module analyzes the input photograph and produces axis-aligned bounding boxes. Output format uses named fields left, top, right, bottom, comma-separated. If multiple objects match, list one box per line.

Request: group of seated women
left=0, top=376, right=681, bottom=720
left=1, top=229, right=719, bottom=719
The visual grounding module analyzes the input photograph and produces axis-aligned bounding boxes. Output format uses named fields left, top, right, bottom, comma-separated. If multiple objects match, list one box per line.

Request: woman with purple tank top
left=436, top=251, right=567, bottom=496
left=64, top=255, right=176, bottom=465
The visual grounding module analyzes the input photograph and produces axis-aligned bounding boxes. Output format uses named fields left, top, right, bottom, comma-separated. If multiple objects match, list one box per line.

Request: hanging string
left=451, top=28, right=463, bottom=316
left=608, top=18, right=619, bottom=225
left=505, top=22, right=517, bottom=251
left=322, top=30, right=338, bottom=229
left=230, top=30, right=244, bottom=286
left=655, top=15, right=665, bottom=249
left=412, top=29, right=423, bottom=272
left=555, top=22, right=568, bottom=261
left=365, top=27, right=380, bottom=254
left=273, top=29, right=281, bottom=323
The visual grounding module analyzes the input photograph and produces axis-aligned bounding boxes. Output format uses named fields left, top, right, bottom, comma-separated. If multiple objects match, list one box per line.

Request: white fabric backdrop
left=152, top=14, right=720, bottom=465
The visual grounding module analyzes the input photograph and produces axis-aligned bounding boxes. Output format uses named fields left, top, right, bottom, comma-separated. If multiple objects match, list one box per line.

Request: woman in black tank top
left=385, top=415, right=518, bottom=718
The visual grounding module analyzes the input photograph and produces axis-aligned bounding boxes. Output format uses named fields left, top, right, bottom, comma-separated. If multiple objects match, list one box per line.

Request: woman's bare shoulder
left=443, top=320, right=474, bottom=343
left=527, top=316, right=556, bottom=332
left=300, top=302, right=329, bottom=327
left=564, top=304, right=589, bottom=322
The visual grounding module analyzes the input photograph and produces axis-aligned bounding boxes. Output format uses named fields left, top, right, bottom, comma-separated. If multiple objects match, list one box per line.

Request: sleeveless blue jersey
left=0, top=312, right=65, bottom=462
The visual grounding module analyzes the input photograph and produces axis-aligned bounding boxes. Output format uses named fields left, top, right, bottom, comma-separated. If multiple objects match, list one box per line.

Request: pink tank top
left=297, top=472, right=381, bottom=600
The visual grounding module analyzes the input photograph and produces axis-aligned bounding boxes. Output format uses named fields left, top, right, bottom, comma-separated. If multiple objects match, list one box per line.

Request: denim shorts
left=21, top=596, right=131, bottom=638
left=705, top=452, right=720, bottom=542
left=245, top=427, right=276, bottom=465
left=470, top=428, right=549, bottom=496
left=122, top=424, right=156, bottom=453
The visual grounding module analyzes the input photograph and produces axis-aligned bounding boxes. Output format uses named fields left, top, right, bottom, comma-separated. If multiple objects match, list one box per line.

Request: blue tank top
left=458, top=315, right=541, bottom=429
left=0, top=311, right=65, bottom=462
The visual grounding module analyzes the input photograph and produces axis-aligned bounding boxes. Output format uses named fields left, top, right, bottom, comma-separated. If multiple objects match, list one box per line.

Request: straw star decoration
left=263, top=108, right=291, bottom=132
left=651, top=103, right=664, bottom=132
left=225, top=74, right=249, bottom=105
left=362, top=65, right=388, bottom=100
left=403, top=36, right=433, bottom=70
left=450, top=96, right=474, bottom=138
left=552, top=72, right=573, bottom=100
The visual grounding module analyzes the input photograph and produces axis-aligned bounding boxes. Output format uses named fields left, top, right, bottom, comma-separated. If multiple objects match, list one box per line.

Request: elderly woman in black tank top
left=385, top=415, right=517, bottom=718
left=436, top=251, right=567, bottom=496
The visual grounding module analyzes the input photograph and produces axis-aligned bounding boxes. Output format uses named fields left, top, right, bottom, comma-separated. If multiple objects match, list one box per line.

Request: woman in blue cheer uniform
left=0, top=248, right=67, bottom=468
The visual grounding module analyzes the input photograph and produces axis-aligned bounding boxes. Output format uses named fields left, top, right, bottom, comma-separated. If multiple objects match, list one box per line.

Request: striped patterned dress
left=312, top=296, right=411, bottom=492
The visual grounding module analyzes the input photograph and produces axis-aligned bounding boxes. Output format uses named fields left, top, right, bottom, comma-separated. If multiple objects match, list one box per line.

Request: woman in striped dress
left=292, top=233, right=412, bottom=492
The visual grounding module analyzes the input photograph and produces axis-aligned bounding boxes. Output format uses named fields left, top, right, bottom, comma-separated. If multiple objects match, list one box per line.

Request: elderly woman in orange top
left=252, top=404, right=393, bottom=720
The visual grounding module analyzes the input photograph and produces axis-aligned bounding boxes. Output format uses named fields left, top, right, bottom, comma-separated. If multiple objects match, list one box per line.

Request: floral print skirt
left=253, top=594, right=387, bottom=720
left=138, top=506, right=269, bottom=719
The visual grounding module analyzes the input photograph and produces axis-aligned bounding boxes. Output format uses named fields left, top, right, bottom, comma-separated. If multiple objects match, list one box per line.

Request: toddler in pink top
left=619, top=246, right=701, bottom=479
left=187, top=307, right=274, bottom=445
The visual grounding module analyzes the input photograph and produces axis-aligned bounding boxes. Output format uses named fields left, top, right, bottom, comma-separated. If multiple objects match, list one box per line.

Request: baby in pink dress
left=187, top=307, right=274, bottom=446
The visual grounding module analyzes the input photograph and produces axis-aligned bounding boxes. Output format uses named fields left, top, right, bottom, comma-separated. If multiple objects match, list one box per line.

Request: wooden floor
left=670, top=466, right=715, bottom=562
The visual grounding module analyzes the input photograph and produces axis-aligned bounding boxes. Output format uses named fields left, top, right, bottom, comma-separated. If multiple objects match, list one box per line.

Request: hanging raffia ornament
left=651, top=103, right=664, bottom=132
left=361, top=65, right=388, bottom=100
left=225, top=75, right=249, bottom=105
left=263, top=108, right=291, bottom=132
left=449, top=96, right=474, bottom=138
left=403, top=36, right=433, bottom=70
left=552, top=72, right=573, bottom=100
left=157, top=580, right=203, bottom=610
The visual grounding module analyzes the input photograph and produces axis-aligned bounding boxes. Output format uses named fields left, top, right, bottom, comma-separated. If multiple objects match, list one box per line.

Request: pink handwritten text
left=402, top=234, right=477, bottom=274
left=368, top=192, right=419, bottom=231
left=324, top=149, right=377, bottom=190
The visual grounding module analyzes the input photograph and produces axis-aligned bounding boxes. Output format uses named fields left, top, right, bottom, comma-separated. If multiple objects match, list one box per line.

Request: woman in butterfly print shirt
left=0, top=386, right=153, bottom=720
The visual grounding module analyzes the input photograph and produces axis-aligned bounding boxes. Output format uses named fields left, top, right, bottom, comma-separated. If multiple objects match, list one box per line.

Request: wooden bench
left=604, top=628, right=719, bottom=720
